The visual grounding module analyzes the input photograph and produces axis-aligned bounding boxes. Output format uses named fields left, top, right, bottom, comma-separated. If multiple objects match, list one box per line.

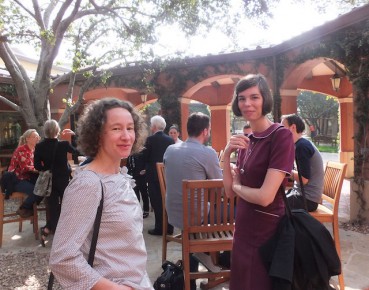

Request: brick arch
left=180, top=74, right=243, bottom=151
left=282, top=58, right=352, bottom=98
left=83, top=87, right=159, bottom=109
left=281, top=57, right=354, bottom=176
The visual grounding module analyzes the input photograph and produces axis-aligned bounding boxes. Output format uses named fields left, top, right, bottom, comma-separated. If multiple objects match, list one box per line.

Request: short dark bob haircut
left=282, top=114, right=305, bottom=134
left=231, top=73, right=273, bottom=117
left=76, top=98, right=147, bottom=158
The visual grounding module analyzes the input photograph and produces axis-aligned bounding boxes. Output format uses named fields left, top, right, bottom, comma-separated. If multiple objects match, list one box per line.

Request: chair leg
left=162, top=236, right=167, bottom=263
left=183, top=246, right=191, bottom=290
left=0, top=197, right=4, bottom=248
left=162, top=210, right=168, bottom=262
left=33, top=203, right=39, bottom=240
left=332, top=220, right=345, bottom=290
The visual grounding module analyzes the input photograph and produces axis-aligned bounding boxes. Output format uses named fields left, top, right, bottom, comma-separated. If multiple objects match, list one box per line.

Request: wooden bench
left=312, top=135, right=337, bottom=147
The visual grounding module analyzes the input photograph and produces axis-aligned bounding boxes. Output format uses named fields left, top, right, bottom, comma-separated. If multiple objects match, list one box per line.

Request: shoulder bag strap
left=294, top=157, right=308, bottom=211
left=88, top=180, right=104, bottom=265
left=48, top=180, right=104, bottom=289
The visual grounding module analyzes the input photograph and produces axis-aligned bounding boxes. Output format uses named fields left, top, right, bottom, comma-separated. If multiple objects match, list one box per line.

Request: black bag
left=153, top=260, right=184, bottom=290
left=0, top=171, right=18, bottom=199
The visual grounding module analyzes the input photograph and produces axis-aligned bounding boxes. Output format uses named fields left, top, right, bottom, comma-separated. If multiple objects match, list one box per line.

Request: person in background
left=222, top=74, right=294, bottom=290
left=49, top=98, right=152, bottom=289
left=281, top=114, right=324, bottom=212
left=142, top=115, right=174, bottom=236
left=164, top=112, right=222, bottom=290
left=34, top=119, right=78, bottom=247
left=243, top=122, right=252, bottom=136
left=309, top=124, right=317, bottom=139
left=168, top=125, right=183, bottom=143
left=8, top=129, right=42, bottom=218
left=127, top=151, right=150, bottom=218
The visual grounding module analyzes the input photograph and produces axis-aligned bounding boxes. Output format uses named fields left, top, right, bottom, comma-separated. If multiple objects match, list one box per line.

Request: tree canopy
left=297, top=90, right=339, bottom=136
left=0, top=0, right=238, bottom=131
left=0, top=0, right=364, bottom=132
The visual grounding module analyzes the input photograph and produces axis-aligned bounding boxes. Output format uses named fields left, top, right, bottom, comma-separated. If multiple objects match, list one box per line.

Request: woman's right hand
left=224, top=134, right=249, bottom=156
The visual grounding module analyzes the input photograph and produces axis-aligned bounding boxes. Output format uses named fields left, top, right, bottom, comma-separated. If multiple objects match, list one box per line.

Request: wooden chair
left=156, top=162, right=182, bottom=263
left=310, top=161, right=347, bottom=290
left=0, top=190, right=40, bottom=247
left=182, top=179, right=235, bottom=290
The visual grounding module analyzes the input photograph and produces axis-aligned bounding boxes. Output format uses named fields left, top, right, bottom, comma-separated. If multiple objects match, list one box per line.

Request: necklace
left=239, top=139, right=259, bottom=174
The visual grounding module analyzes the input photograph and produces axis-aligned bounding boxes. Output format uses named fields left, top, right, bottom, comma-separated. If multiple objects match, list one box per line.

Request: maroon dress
left=230, top=124, right=294, bottom=290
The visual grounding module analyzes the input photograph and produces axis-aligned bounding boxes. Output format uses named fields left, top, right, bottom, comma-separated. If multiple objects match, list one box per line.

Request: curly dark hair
left=231, top=73, right=273, bottom=117
left=76, top=98, right=147, bottom=158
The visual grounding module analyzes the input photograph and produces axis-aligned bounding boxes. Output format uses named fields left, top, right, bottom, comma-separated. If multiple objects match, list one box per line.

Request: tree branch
left=51, top=65, right=97, bottom=88
left=43, top=0, right=58, bottom=27
left=13, top=0, right=36, bottom=19
left=32, top=0, right=46, bottom=30
left=0, top=95, right=20, bottom=111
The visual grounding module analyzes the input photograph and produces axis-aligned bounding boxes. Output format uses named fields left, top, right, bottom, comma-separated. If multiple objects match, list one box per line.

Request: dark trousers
left=148, top=178, right=173, bottom=233
left=16, top=180, right=43, bottom=209
left=45, top=175, right=70, bottom=232
left=134, top=176, right=150, bottom=212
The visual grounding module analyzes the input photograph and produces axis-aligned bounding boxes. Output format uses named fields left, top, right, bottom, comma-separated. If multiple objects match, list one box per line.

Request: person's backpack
left=0, top=171, right=18, bottom=199
left=153, top=260, right=184, bottom=290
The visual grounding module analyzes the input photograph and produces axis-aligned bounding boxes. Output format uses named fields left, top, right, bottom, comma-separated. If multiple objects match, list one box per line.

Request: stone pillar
left=208, top=105, right=231, bottom=152
left=339, top=98, right=354, bottom=178
left=280, top=89, right=298, bottom=115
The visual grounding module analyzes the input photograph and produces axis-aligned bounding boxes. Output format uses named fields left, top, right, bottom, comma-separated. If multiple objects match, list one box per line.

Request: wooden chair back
left=310, top=161, right=347, bottom=290
left=156, top=162, right=182, bottom=262
left=321, top=161, right=347, bottom=214
left=182, top=179, right=235, bottom=290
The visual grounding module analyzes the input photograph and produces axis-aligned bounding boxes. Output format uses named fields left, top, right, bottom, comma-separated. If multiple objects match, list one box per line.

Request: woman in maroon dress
left=223, top=74, right=295, bottom=290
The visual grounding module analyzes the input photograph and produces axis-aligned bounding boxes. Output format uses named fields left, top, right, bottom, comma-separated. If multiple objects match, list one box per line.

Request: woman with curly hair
left=50, top=98, right=152, bottom=290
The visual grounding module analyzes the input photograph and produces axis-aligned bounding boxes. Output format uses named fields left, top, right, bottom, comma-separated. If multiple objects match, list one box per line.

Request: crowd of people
left=1, top=72, right=330, bottom=289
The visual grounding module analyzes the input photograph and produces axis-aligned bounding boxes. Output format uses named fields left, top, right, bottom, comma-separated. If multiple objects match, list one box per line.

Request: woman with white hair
left=8, top=129, right=41, bottom=218
left=34, top=119, right=77, bottom=246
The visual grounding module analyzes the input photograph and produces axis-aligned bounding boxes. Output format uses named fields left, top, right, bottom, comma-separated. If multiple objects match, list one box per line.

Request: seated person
left=164, top=112, right=223, bottom=290
left=8, top=129, right=43, bottom=218
left=281, top=114, right=324, bottom=211
left=243, top=122, right=252, bottom=136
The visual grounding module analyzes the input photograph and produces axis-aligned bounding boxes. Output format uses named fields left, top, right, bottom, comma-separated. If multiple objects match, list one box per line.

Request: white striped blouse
left=49, top=167, right=153, bottom=290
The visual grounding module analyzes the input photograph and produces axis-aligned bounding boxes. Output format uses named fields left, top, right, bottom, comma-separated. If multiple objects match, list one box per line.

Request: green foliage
left=0, top=0, right=237, bottom=129
left=0, top=84, right=16, bottom=96
left=316, top=145, right=338, bottom=153
left=297, top=91, right=339, bottom=134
